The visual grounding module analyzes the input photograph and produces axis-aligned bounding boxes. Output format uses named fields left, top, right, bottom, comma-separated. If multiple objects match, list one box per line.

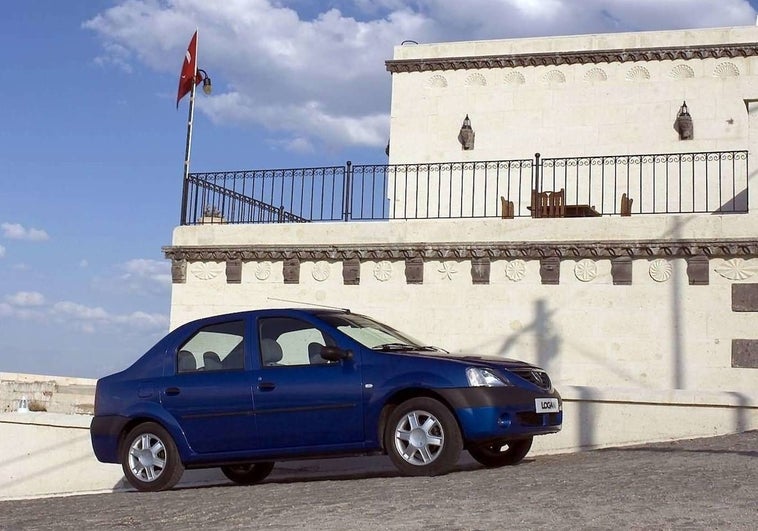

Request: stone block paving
left=0, top=431, right=756, bottom=530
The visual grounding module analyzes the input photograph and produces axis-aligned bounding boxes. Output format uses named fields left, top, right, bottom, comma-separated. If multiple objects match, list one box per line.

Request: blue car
left=91, top=309, right=562, bottom=491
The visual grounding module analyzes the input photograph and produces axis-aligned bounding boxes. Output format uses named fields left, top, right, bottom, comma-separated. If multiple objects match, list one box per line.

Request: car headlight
left=466, top=367, right=512, bottom=387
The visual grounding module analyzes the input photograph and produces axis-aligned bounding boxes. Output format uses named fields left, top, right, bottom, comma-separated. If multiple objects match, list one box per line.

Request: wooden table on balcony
left=528, top=189, right=601, bottom=218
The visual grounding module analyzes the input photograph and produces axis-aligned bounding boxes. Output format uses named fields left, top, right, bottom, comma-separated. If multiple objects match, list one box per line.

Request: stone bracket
left=226, top=259, right=242, bottom=284
left=540, top=257, right=560, bottom=285
left=686, top=255, right=709, bottom=285
left=471, top=257, right=490, bottom=284
left=405, top=257, right=424, bottom=284
left=611, top=257, right=632, bottom=285
left=343, top=258, right=360, bottom=285
left=283, top=258, right=300, bottom=284
left=171, top=259, right=187, bottom=284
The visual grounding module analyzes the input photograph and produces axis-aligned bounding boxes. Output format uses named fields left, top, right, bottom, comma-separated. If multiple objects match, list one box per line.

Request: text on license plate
left=535, top=398, right=560, bottom=413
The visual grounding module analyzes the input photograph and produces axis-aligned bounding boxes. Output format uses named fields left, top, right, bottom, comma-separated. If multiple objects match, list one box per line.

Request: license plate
left=535, top=398, right=560, bottom=413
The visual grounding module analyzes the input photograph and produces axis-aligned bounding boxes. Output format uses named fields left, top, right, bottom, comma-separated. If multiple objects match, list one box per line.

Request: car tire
left=468, top=437, right=533, bottom=467
left=120, top=422, right=185, bottom=492
left=385, top=397, right=462, bottom=476
left=221, top=462, right=275, bottom=485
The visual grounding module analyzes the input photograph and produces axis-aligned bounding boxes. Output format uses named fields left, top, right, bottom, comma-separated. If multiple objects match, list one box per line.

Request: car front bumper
left=436, top=386, right=562, bottom=443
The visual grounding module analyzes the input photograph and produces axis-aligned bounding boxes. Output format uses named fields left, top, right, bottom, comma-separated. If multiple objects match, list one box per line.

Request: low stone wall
left=0, top=373, right=96, bottom=415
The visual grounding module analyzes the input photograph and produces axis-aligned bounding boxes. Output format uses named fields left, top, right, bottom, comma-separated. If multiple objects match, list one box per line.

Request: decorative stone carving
left=611, top=257, right=633, bottom=285
left=669, top=64, right=695, bottom=79
left=713, top=62, right=740, bottom=78
left=465, top=72, right=487, bottom=86
left=405, top=257, right=424, bottom=284
left=715, top=258, right=758, bottom=280
left=373, top=261, right=392, bottom=282
left=164, top=238, right=758, bottom=264
left=649, top=259, right=672, bottom=282
left=471, top=257, right=490, bottom=284
left=504, top=72, right=525, bottom=85
left=190, top=262, right=223, bottom=281
left=540, top=257, right=560, bottom=285
left=385, top=43, right=758, bottom=74
left=171, top=259, right=187, bottom=284
left=426, top=74, right=448, bottom=88
left=255, top=261, right=272, bottom=281
left=226, top=259, right=242, bottom=284
left=312, top=261, right=331, bottom=282
left=505, top=260, right=527, bottom=282
left=283, top=258, right=300, bottom=284
left=584, top=67, right=607, bottom=82
left=342, top=258, right=360, bottom=285
left=574, top=259, right=597, bottom=282
left=543, top=69, right=566, bottom=84
left=625, top=65, right=651, bottom=81
left=686, top=255, right=709, bottom=285
left=439, top=262, right=458, bottom=281
left=732, top=284, right=758, bottom=312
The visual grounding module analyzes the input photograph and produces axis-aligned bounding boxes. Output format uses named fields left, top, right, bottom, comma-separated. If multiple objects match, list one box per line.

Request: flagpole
left=180, top=32, right=198, bottom=225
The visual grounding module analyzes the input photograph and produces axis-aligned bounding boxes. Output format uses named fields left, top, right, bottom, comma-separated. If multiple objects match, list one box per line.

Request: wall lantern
left=458, top=114, right=475, bottom=150
left=674, top=101, right=693, bottom=140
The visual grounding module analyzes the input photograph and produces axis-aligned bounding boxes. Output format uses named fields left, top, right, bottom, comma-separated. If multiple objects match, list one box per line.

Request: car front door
left=160, top=319, right=257, bottom=454
left=252, top=315, right=364, bottom=450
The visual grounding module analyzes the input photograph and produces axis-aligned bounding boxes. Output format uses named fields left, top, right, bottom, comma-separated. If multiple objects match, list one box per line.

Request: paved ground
left=0, top=431, right=756, bottom=530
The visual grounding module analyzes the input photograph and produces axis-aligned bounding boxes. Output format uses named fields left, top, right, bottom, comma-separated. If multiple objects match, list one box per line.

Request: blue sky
left=2, top=0, right=758, bottom=378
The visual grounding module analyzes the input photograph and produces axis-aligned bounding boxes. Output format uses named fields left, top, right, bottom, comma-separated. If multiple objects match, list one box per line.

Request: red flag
left=176, top=31, right=202, bottom=107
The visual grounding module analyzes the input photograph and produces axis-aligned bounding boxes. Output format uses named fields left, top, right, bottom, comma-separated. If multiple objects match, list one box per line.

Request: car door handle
left=165, top=387, right=181, bottom=396
left=257, top=382, right=276, bottom=392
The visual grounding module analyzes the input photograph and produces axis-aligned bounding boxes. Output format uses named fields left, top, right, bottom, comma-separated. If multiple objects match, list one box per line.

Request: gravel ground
left=0, top=431, right=756, bottom=530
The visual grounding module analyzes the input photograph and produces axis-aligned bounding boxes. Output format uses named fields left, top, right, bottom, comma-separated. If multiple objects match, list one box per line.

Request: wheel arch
left=376, top=388, right=462, bottom=452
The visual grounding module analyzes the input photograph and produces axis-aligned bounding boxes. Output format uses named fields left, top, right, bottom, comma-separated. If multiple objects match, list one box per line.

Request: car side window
left=258, top=317, right=334, bottom=367
left=177, top=320, right=246, bottom=373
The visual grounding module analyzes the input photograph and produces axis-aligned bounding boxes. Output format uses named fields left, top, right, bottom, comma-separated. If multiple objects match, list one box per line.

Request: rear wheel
left=385, top=397, right=462, bottom=476
left=221, top=462, right=275, bottom=485
left=121, top=422, right=184, bottom=492
left=468, top=437, right=533, bottom=467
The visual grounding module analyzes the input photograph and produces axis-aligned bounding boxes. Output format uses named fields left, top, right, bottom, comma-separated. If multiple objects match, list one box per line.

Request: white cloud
left=1, top=222, right=49, bottom=241
left=51, top=300, right=169, bottom=333
left=5, top=291, right=46, bottom=307
left=83, top=0, right=756, bottom=153
left=0, top=244, right=5, bottom=258
left=80, top=259, right=89, bottom=268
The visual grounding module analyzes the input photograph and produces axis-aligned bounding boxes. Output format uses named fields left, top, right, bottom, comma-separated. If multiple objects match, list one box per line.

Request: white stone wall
left=388, top=26, right=758, bottom=164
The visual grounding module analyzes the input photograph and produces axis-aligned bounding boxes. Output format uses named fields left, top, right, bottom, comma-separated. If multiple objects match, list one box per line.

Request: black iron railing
left=181, top=149, right=748, bottom=224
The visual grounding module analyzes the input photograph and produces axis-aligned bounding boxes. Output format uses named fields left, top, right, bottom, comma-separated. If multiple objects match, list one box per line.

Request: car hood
left=386, top=350, right=543, bottom=371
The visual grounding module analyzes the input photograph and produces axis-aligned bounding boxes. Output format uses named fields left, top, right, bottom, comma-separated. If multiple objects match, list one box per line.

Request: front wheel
left=221, top=462, right=275, bottom=485
left=468, top=437, right=533, bottom=468
left=121, top=422, right=185, bottom=492
left=385, top=397, right=462, bottom=476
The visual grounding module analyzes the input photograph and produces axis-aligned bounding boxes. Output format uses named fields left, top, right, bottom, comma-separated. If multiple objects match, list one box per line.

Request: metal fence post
left=343, top=161, right=353, bottom=221
left=532, top=152, right=541, bottom=218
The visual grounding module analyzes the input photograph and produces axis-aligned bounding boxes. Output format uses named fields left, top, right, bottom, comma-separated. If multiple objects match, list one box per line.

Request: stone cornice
left=163, top=238, right=758, bottom=262
left=385, top=42, right=758, bottom=73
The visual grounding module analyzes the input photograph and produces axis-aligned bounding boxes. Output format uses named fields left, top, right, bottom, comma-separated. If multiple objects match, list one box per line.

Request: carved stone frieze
left=164, top=238, right=758, bottom=264
left=385, top=43, right=758, bottom=74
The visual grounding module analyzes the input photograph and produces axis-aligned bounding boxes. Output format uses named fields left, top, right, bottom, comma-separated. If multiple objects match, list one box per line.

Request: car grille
left=511, top=369, right=552, bottom=390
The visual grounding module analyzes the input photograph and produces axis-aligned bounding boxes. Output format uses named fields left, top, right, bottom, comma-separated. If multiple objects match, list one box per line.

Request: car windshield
left=317, top=313, right=433, bottom=350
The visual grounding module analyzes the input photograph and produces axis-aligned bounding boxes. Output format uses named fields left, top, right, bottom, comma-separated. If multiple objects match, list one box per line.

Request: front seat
left=177, top=350, right=196, bottom=372
left=203, top=351, right=222, bottom=371
left=308, top=342, right=327, bottom=364
left=260, top=339, right=283, bottom=366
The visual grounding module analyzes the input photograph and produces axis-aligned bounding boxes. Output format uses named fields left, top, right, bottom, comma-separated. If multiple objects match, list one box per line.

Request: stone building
left=165, top=26, right=758, bottom=452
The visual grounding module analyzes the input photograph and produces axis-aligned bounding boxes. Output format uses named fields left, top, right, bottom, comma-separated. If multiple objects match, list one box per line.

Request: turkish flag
left=176, top=31, right=202, bottom=107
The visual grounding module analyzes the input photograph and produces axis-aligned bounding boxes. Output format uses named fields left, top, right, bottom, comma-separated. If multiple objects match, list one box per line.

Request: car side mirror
left=320, top=346, right=352, bottom=362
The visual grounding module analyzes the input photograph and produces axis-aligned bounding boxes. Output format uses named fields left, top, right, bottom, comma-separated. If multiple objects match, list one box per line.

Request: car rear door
left=252, top=315, right=364, bottom=450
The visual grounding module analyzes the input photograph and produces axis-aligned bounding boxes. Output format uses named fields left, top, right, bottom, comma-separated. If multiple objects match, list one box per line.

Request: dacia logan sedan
left=91, top=309, right=562, bottom=491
